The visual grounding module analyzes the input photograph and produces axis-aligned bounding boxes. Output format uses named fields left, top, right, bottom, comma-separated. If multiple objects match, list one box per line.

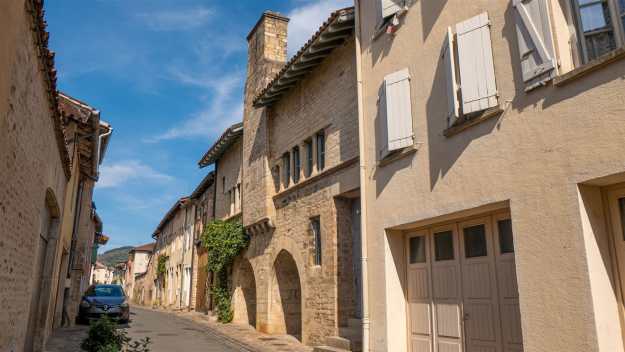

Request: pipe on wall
left=353, top=1, right=370, bottom=351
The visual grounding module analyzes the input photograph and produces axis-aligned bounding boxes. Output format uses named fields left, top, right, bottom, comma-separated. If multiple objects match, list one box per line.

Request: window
left=464, top=224, right=488, bottom=258
left=316, top=131, right=326, bottom=171
left=444, top=13, right=498, bottom=127
left=497, top=219, right=515, bottom=254
left=571, top=0, right=624, bottom=62
left=434, top=231, right=454, bottom=261
left=382, top=69, right=414, bottom=157
left=409, top=236, right=426, bottom=263
left=282, top=153, right=291, bottom=188
left=380, top=0, right=405, bottom=19
left=292, top=146, right=301, bottom=184
left=311, top=217, right=322, bottom=265
left=222, top=176, right=226, bottom=194
left=305, top=139, right=313, bottom=177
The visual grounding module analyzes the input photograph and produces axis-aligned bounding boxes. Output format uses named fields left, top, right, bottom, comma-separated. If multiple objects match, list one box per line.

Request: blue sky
left=45, top=0, right=351, bottom=252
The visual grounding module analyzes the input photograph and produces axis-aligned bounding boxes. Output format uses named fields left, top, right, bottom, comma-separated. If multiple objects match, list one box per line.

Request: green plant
left=81, top=317, right=151, bottom=352
left=156, top=255, right=169, bottom=276
left=200, top=220, right=247, bottom=273
left=200, top=220, right=248, bottom=323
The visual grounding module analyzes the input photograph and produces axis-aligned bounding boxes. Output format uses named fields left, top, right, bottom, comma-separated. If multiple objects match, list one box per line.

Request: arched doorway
left=270, top=250, right=302, bottom=340
left=232, top=259, right=257, bottom=327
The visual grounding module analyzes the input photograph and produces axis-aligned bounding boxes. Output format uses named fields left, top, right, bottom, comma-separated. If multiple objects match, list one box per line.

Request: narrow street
left=125, top=307, right=243, bottom=352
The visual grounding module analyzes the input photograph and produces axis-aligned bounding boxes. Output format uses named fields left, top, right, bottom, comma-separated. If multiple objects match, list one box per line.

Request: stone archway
left=270, top=250, right=302, bottom=341
left=232, top=258, right=257, bottom=327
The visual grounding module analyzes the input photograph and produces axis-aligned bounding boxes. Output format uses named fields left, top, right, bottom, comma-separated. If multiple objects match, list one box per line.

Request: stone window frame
left=310, top=216, right=322, bottom=266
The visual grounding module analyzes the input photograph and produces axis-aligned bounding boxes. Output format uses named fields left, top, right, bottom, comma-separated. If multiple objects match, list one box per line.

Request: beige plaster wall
left=355, top=1, right=625, bottom=351
left=215, top=139, right=243, bottom=220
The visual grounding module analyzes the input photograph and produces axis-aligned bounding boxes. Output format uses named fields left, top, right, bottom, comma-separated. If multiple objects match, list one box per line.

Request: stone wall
left=0, top=1, right=69, bottom=350
left=215, top=139, right=243, bottom=220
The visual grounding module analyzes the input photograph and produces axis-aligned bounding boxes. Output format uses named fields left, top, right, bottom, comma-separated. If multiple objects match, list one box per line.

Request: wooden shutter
left=443, top=27, right=460, bottom=127
left=456, top=12, right=498, bottom=115
left=513, top=0, right=557, bottom=89
left=384, top=68, right=414, bottom=155
left=381, top=0, right=404, bottom=19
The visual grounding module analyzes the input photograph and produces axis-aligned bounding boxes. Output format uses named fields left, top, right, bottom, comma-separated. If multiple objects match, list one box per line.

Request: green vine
left=200, top=219, right=248, bottom=323
left=156, top=255, right=168, bottom=277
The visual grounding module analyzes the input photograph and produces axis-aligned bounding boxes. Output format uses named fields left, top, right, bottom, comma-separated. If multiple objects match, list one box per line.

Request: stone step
left=313, top=346, right=350, bottom=352
left=325, top=336, right=351, bottom=350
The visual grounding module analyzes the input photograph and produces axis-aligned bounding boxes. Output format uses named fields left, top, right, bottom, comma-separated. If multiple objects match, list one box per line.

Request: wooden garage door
left=406, top=213, right=523, bottom=352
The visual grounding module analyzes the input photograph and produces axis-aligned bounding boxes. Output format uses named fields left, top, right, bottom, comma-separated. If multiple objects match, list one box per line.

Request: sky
left=45, top=0, right=352, bottom=253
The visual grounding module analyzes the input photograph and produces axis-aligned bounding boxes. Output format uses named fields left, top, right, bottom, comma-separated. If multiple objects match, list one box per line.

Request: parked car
left=78, top=284, right=130, bottom=323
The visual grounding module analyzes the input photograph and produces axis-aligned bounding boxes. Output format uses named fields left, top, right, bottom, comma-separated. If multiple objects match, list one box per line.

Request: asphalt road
left=124, top=306, right=245, bottom=352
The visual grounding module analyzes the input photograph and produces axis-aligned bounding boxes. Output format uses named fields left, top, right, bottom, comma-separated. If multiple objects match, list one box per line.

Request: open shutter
left=381, top=0, right=404, bottom=19
left=513, top=0, right=557, bottom=89
left=443, top=27, right=460, bottom=127
left=384, top=68, right=414, bottom=155
left=456, top=12, right=498, bottom=115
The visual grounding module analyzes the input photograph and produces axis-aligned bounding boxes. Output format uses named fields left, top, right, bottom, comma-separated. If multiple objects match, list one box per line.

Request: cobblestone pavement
left=45, top=306, right=312, bottom=352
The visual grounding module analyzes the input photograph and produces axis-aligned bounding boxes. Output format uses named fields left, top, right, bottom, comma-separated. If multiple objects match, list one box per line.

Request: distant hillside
left=98, top=246, right=133, bottom=267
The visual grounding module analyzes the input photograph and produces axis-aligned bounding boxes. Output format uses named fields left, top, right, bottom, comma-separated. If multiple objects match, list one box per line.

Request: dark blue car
left=78, top=284, right=130, bottom=323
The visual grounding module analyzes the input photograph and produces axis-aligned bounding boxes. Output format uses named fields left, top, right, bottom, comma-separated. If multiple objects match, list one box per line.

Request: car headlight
left=80, top=300, right=91, bottom=308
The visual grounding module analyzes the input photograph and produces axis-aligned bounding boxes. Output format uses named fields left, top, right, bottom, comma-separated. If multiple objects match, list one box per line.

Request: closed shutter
left=443, top=27, right=460, bottom=127
left=456, top=12, right=498, bottom=115
left=381, top=0, right=404, bottom=19
left=384, top=68, right=414, bottom=155
left=513, top=0, right=557, bottom=89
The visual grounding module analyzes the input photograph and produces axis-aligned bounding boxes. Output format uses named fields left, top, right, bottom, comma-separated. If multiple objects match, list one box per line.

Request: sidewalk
left=144, top=305, right=313, bottom=352
left=44, top=326, right=88, bottom=352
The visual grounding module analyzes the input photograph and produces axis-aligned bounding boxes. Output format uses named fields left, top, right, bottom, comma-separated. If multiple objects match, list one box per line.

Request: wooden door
left=406, top=231, right=434, bottom=352
left=430, top=224, right=464, bottom=352
left=607, top=187, right=625, bottom=343
left=459, top=218, right=502, bottom=352
left=492, top=213, right=523, bottom=352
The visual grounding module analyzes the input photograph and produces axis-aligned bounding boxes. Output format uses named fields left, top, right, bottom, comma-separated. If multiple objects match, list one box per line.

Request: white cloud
left=287, top=0, right=353, bottom=57
left=98, top=160, right=173, bottom=188
left=146, top=69, right=244, bottom=142
left=137, top=7, right=215, bottom=31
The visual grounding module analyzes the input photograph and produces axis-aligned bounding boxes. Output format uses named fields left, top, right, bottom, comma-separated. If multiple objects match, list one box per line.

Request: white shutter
left=456, top=12, right=498, bottom=115
left=443, top=27, right=460, bottom=127
left=384, top=68, right=414, bottom=155
left=513, top=0, right=557, bottom=89
left=381, top=0, right=404, bottom=19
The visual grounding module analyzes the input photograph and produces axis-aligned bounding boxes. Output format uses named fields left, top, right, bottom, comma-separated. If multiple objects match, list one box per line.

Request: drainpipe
left=354, top=1, right=370, bottom=351
left=93, top=118, right=113, bottom=180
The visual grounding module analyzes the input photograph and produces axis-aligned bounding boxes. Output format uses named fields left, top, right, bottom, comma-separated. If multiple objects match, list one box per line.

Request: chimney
left=245, top=11, right=289, bottom=97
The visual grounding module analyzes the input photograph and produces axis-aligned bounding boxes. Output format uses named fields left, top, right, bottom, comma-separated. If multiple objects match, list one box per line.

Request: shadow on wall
left=421, top=0, right=448, bottom=41
left=272, top=250, right=302, bottom=341
left=426, top=36, right=498, bottom=191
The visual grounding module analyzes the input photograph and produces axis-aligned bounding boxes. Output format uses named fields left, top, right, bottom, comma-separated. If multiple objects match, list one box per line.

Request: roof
left=131, top=242, right=155, bottom=253
left=190, top=171, right=215, bottom=199
left=198, top=122, right=243, bottom=168
left=58, top=93, right=113, bottom=178
left=253, top=7, right=355, bottom=107
left=26, top=0, right=71, bottom=178
left=152, top=197, right=191, bottom=238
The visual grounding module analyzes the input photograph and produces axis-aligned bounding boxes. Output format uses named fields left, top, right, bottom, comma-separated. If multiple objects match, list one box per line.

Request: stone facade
left=235, top=10, right=362, bottom=348
left=354, top=1, right=625, bottom=351
left=124, top=244, right=153, bottom=301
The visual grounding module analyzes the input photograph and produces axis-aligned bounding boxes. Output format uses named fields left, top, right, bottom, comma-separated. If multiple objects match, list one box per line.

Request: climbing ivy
left=156, top=255, right=168, bottom=277
left=200, top=219, right=248, bottom=323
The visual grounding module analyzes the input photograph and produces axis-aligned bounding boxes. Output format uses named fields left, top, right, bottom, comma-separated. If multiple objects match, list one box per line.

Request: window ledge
left=444, top=106, right=504, bottom=138
left=378, top=144, right=419, bottom=168
left=273, top=156, right=359, bottom=200
left=554, top=48, right=625, bottom=87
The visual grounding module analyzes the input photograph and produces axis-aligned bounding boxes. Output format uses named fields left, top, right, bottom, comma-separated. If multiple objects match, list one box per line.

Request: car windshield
left=85, top=286, right=124, bottom=297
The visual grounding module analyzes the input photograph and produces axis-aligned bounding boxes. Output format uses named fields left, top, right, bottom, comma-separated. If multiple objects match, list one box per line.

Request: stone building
left=90, top=262, right=113, bottom=285
left=151, top=198, right=195, bottom=309
left=189, top=172, right=215, bottom=312
left=353, top=1, right=625, bottom=351
left=195, top=123, right=243, bottom=315
left=57, top=93, right=112, bottom=328
left=124, top=242, right=154, bottom=301
left=0, top=2, right=111, bottom=351
left=237, top=9, right=362, bottom=349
